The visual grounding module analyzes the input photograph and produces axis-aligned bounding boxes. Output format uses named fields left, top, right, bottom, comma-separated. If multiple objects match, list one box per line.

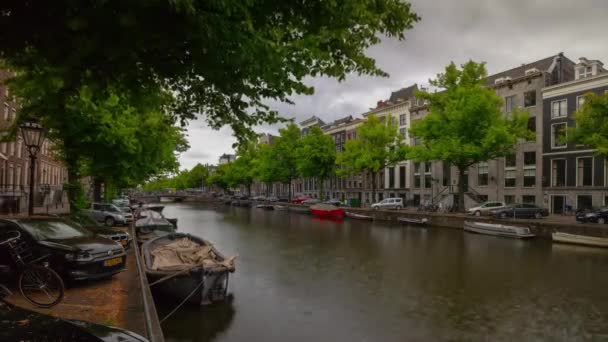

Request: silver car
left=467, top=201, right=506, bottom=216
left=87, top=203, right=133, bottom=226
left=371, top=198, right=403, bottom=210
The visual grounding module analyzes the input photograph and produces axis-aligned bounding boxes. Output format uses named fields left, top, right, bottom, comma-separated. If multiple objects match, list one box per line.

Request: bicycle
left=0, top=230, right=64, bottom=308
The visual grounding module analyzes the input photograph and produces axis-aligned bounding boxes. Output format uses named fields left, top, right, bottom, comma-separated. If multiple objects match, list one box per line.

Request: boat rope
left=160, top=277, right=206, bottom=324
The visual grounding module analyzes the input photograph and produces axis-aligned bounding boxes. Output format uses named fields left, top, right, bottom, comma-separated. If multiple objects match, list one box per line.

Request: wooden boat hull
left=552, top=232, right=608, bottom=248
left=345, top=211, right=373, bottom=221
left=142, top=233, right=234, bottom=306
left=463, top=221, right=535, bottom=239
left=398, top=217, right=428, bottom=226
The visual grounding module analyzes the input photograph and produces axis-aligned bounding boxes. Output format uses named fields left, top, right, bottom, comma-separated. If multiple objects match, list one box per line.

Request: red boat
left=310, top=204, right=345, bottom=218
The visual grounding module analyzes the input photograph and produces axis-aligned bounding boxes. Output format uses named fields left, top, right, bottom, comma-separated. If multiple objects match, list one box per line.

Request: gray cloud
left=179, top=0, right=608, bottom=169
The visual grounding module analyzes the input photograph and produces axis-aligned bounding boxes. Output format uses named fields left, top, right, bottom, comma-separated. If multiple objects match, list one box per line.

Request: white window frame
left=576, top=95, right=586, bottom=110
left=551, top=99, right=567, bottom=119
left=524, top=90, right=536, bottom=108
left=504, top=169, right=516, bottom=188
left=576, top=156, right=594, bottom=187
left=523, top=166, right=536, bottom=188
left=551, top=123, right=567, bottom=149
left=551, top=158, right=567, bottom=187
left=505, top=95, right=516, bottom=113
left=477, top=162, right=489, bottom=187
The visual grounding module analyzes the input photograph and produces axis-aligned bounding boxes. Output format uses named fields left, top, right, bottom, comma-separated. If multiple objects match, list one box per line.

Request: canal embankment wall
left=178, top=197, right=608, bottom=239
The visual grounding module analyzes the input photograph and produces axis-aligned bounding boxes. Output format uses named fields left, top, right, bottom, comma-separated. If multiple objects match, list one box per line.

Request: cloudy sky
left=179, top=0, right=608, bottom=169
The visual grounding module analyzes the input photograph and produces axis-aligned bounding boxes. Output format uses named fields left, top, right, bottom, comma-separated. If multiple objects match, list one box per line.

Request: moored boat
left=310, top=204, right=344, bottom=218
left=273, top=205, right=288, bottom=210
left=463, top=221, right=535, bottom=239
left=398, top=217, right=428, bottom=226
left=135, top=209, right=176, bottom=243
left=142, top=233, right=236, bottom=306
left=345, top=211, right=374, bottom=221
left=552, top=232, right=608, bottom=248
left=289, top=206, right=311, bottom=214
left=255, top=204, right=274, bottom=210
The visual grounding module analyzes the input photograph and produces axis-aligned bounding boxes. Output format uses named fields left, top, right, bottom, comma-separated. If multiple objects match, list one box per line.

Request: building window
left=505, top=153, right=516, bottom=168
left=9, top=142, right=14, bottom=156
left=524, top=91, right=536, bottom=107
left=424, top=163, right=432, bottom=189
left=504, top=195, right=515, bottom=204
left=505, top=95, right=516, bottom=113
left=577, top=195, right=593, bottom=210
left=16, top=166, right=21, bottom=186
left=399, top=166, right=406, bottom=189
left=551, top=159, right=566, bottom=187
left=527, top=117, right=536, bottom=134
left=551, top=123, right=567, bottom=148
left=477, top=162, right=488, bottom=186
left=523, top=151, right=536, bottom=187
left=399, top=114, right=406, bottom=126
left=551, top=99, right=567, bottom=118
left=414, top=163, right=421, bottom=188
left=524, top=152, right=536, bottom=166
left=578, top=66, right=593, bottom=79
left=399, top=128, right=407, bottom=138
left=389, top=167, right=395, bottom=189
left=504, top=170, right=516, bottom=187
left=522, top=195, right=535, bottom=205
left=577, top=95, right=586, bottom=110
left=577, top=157, right=593, bottom=186
left=3, top=104, right=8, bottom=120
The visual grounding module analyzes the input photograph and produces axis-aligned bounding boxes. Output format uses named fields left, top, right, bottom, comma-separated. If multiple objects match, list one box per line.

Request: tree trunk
left=318, top=177, right=324, bottom=200
left=92, top=177, right=103, bottom=202
left=371, top=171, right=377, bottom=205
left=457, top=166, right=466, bottom=212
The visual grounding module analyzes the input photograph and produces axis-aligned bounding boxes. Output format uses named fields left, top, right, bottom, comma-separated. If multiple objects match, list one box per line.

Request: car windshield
left=19, top=220, right=93, bottom=241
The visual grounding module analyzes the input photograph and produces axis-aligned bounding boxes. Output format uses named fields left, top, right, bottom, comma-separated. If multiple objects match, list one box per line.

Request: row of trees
left=0, top=1, right=420, bottom=212
left=143, top=164, right=211, bottom=191
left=203, top=60, right=608, bottom=211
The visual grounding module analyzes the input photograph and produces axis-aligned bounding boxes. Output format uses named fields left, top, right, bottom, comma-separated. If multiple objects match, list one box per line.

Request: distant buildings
left=218, top=153, right=236, bottom=165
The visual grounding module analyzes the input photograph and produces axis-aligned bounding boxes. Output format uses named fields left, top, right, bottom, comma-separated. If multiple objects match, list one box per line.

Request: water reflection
left=160, top=203, right=608, bottom=341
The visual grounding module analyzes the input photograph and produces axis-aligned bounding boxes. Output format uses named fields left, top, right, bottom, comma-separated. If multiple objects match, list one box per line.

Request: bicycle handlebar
left=0, top=231, right=21, bottom=246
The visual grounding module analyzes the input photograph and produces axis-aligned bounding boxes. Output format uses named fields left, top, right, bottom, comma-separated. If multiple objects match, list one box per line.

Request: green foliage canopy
left=569, top=92, right=608, bottom=156
left=296, top=126, right=336, bottom=198
left=336, top=114, right=402, bottom=201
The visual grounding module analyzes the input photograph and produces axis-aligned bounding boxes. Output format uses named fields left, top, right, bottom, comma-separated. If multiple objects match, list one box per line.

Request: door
left=552, top=195, right=565, bottom=214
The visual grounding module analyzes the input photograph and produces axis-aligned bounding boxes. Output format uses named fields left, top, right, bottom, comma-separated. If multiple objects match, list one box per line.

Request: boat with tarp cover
left=345, top=211, right=373, bottom=221
left=552, top=232, right=608, bottom=248
left=142, top=233, right=236, bottom=306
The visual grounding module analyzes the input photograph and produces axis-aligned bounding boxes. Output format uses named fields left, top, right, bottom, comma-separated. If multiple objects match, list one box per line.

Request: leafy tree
left=230, top=142, right=259, bottom=195
left=143, top=163, right=211, bottom=191
left=1, top=1, right=419, bottom=140
left=208, top=163, right=232, bottom=193
left=569, top=93, right=608, bottom=156
left=296, top=126, right=336, bottom=199
left=273, top=124, right=302, bottom=200
left=408, top=61, right=533, bottom=211
left=253, top=143, right=282, bottom=197
left=336, top=114, right=402, bottom=203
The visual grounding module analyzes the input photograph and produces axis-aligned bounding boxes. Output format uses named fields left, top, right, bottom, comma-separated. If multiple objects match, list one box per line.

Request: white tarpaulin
left=151, top=238, right=236, bottom=272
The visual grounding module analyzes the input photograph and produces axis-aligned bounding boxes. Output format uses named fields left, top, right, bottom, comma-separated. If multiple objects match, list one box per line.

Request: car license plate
left=104, top=257, right=123, bottom=267
left=120, top=240, right=127, bottom=246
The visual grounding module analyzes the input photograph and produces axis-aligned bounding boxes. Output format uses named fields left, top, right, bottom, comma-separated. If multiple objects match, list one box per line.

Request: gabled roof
left=389, top=84, right=418, bottom=103
left=487, top=53, right=575, bottom=85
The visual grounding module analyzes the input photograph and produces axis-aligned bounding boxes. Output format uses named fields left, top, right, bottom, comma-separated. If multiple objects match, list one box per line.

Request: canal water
left=158, top=203, right=608, bottom=341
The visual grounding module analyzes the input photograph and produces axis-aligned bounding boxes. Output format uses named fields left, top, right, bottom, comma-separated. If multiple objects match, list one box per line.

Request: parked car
left=292, top=196, right=312, bottom=204
left=267, top=196, right=280, bottom=202
left=576, top=207, right=608, bottom=224
left=0, top=287, right=147, bottom=341
left=491, top=203, right=549, bottom=219
left=277, top=196, right=290, bottom=203
left=233, top=194, right=249, bottom=200
left=467, top=201, right=506, bottom=216
left=0, top=217, right=127, bottom=281
left=302, top=198, right=320, bottom=205
left=87, top=203, right=133, bottom=226
left=111, top=197, right=130, bottom=208
left=252, top=195, right=266, bottom=201
left=371, top=198, right=403, bottom=210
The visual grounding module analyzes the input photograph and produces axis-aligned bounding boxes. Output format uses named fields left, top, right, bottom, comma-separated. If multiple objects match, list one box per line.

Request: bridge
left=130, top=191, right=211, bottom=204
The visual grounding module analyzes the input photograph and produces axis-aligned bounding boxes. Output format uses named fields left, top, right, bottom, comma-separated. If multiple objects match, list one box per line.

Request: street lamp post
left=19, top=121, right=46, bottom=216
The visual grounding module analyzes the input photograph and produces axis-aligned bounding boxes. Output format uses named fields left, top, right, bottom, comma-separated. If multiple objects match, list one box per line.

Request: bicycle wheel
left=19, top=265, right=65, bottom=308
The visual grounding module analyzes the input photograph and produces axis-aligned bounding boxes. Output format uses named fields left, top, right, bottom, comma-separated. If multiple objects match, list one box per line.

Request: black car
left=323, top=199, right=343, bottom=207
left=576, top=207, right=608, bottom=224
left=0, top=218, right=127, bottom=281
left=0, top=287, right=147, bottom=341
left=491, top=203, right=549, bottom=219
